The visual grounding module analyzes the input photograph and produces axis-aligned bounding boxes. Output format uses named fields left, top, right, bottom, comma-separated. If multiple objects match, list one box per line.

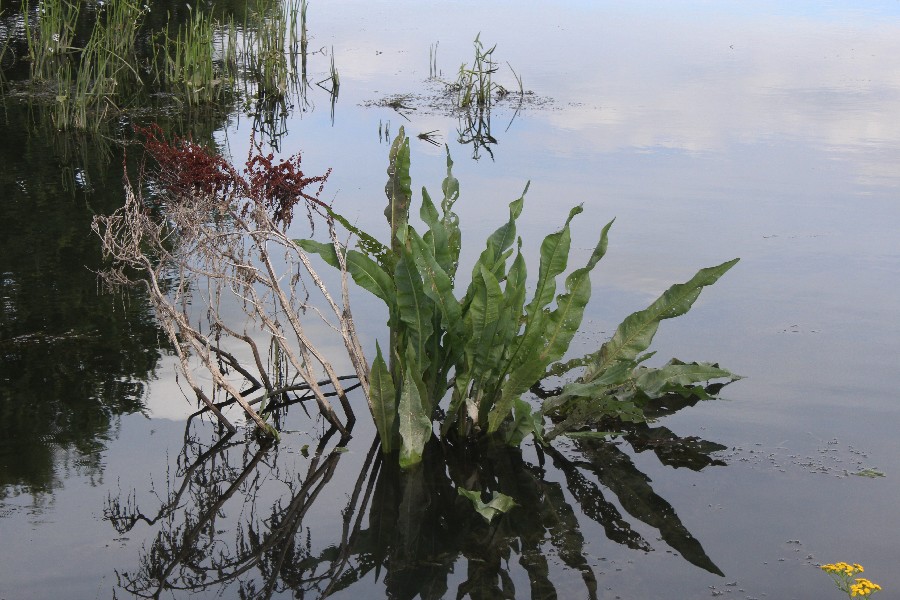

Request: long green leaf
left=542, top=359, right=638, bottom=415
left=394, top=245, right=434, bottom=368
left=296, top=239, right=396, bottom=305
left=523, top=204, right=581, bottom=320
left=467, top=264, right=504, bottom=385
left=370, top=343, right=397, bottom=453
left=439, top=147, right=461, bottom=279
left=538, top=218, right=614, bottom=366
left=634, top=359, right=740, bottom=397
left=488, top=220, right=613, bottom=433
left=398, top=363, right=432, bottom=468
left=384, top=127, right=412, bottom=255
left=409, top=230, right=462, bottom=335
left=420, top=188, right=454, bottom=276
left=583, top=258, right=739, bottom=382
left=323, top=206, right=393, bottom=270
left=484, top=188, right=526, bottom=265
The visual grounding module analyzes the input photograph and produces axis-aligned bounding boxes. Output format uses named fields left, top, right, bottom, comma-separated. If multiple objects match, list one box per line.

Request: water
left=2, top=1, right=900, bottom=598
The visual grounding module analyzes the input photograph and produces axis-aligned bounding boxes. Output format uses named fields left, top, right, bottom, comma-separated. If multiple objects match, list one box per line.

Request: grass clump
left=13, top=0, right=330, bottom=131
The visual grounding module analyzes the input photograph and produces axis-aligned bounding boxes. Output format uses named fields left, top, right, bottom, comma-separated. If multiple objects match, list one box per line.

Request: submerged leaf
left=457, top=487, right=517, bottom=523
left=634, top=359, right=741, bottom=398
left=398, top=363, right=432, bottom=468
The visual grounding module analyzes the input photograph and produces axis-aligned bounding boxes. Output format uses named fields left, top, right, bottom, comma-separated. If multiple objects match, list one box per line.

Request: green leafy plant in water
left=298, top=127, right=740, bottom=467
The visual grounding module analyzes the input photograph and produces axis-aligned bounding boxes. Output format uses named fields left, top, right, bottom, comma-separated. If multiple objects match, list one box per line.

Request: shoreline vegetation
left=3, top=0, right=321, bottom=133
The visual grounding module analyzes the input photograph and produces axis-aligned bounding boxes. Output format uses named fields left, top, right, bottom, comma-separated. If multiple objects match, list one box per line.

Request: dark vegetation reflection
left=0, top=103, right=232, bottom=502
left=107, top=392, right=726, bottom=599
left=0, top=104, right=165, bottom=499
left=0, top=0, right=297, bottom=500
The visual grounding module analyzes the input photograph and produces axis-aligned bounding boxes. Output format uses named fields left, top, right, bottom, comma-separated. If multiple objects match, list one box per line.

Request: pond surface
left=2, top=1, right=900, bottom=598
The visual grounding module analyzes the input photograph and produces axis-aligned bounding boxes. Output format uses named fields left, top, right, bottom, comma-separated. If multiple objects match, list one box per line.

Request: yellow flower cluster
left=822, top=562, right=864, bottom=577
left=850, top=578, right=882, bottom=597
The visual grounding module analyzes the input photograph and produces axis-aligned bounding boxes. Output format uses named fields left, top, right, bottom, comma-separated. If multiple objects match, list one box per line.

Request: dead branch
left=92, top=131, right=369, bottom=437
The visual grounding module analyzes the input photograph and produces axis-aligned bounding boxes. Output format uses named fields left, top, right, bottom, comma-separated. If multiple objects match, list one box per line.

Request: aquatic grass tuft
left=13, top=0, right=335, bottom=131
left=23, top=0, right=80, bottom=81
left=157, top=4, right=224, bottom=107
left=241, top=2, right=291, bottom=100
left=454, top=33, right=506, bottom=109
left=51, top=0, right=147, bottom=130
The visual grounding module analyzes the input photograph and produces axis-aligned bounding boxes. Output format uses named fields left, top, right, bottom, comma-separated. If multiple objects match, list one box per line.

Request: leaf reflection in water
left=106, top=396, right=727, bottom=599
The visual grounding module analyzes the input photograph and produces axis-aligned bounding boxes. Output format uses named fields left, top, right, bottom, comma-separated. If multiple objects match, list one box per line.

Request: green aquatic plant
left=98, top=124, right=738, bottom=468
left=22, top=0, right=80, bottom=81
left=157, top=5, right=223, bottom=107
left=454, top=33, right=505, bottom=108
left=17, top=0, right=315, bottom=129
left=51, top=0, right=147, bottom=130
left=241, top=1, right=291, bottom=100
left=298, top=127, right=741, bottom=466
left=821, top=563, right=882, bottom=598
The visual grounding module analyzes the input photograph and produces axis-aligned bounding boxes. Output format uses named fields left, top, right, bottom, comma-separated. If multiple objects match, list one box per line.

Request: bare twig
left=92, top=132, right=370, bottom=437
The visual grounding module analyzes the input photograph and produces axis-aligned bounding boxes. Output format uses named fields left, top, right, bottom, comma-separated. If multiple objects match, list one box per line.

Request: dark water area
left=0, top=103, right=163, bottom=498
left=3, top=1, right=900, bottom=598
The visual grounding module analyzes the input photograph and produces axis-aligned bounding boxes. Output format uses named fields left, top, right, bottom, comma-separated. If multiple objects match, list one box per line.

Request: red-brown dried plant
left=137, top=124, right=331, bottom=228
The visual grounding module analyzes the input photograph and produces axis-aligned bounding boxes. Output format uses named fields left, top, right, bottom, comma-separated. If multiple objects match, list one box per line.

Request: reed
left=41, top=0, right=147, bottom=130
left=429, top=41, right=439, bottom=79
left=242, top=1, right=290, bottom=99
left=159, top=5, right=222, bottom=107
left=16, top=0, right=324, bottom=130
left=455, top=34, right=499, bottom=108
left=23, top=0, right=80, bottom=81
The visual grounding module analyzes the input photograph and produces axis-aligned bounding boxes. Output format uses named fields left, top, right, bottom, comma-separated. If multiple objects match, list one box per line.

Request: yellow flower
left=850, top=578, right=882, bottom=597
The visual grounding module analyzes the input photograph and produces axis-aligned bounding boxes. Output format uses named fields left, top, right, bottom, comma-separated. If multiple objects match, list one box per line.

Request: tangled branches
left=93, top=128, right=369, bottom=436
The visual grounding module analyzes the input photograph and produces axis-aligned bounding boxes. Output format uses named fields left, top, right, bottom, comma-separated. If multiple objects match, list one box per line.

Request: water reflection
left=0, top=104, right=171, bottom=500
left=108, top=394, right=726, bottom=599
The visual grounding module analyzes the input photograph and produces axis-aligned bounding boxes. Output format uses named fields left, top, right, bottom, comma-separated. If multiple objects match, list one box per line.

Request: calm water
left=2, top=1, right=900, bottom=598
